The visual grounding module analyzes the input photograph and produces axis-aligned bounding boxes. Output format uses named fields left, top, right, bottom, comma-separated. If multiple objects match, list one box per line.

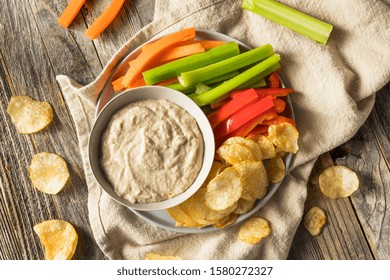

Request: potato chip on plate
left=217, top=143, right=255, bottom=165
left=268, top=123, right=299, bottom=153
left=223, top=137, right=262, bottom=161
left=233, top=198, right=256, bottom=215
left=246, top=134, right=276, bottom=159
left=233, top=161, right=268, bottom=201
left=145, top=253, right=182, bottom=260
left=214, top=213, right=239, bottom=228
left=205, top=166, right=243, bottom=211
left=33, top=219, right=78, bottom=260
left=266, top=155, right=285, bottom=183
left=303, top=206, right=326, bottom=236
left=7, top=96, right=53, bottom=134
left=181, top=188, right=237, bottom=225
left=166, top=205, right=203, bottom=228
left=238, top=217, right=271, bottom=244
left=319, top=165, right=359, bottom=199
left=29, top=152, right=70, bottom=194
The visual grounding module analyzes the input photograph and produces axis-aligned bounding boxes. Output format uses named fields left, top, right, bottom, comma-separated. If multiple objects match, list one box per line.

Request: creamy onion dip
left=100, top=99, right=203, bottom=203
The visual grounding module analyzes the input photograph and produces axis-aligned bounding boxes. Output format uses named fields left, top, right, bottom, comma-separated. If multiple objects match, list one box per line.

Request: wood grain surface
left=0, top=0, right=389, bottom=260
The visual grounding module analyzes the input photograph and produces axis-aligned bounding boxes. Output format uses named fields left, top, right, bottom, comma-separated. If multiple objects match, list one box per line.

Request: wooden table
left=0, top=0, right=388, bottom=260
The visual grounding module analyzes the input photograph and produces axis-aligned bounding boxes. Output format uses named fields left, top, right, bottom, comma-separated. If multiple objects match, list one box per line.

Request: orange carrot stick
left=58, top=0, right=86, bottom=28
left=194, top=40, right=227, bottom=49
left=156, top=77, right=179, bottom=86
left=112, top=76, right=125, bottom=92
left=85, top=0, right=125, bottom=40
left=159, top=43, right=205, bottom=62
left=121, top=27, right=196, bottom=87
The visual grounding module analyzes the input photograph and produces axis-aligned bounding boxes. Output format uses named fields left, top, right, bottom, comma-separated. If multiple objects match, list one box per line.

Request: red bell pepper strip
left=255, top=88, right=294, bottom=98
left=210, top=99, right=230, bottom=110
left=246, top=125, right=269, bottom=137
left=262, top=115, right=297, bottom=127
left=267, top=71, right=280, bottom=88
left=208, top=88, right=259, bottom=129
left=214, top=95, right=274, bottom=140
left=273, top=98, right=286, bottom=113
left=228, top=108, right=276, bottom=138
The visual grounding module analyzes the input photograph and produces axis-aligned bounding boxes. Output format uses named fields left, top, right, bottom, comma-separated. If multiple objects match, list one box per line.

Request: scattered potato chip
left=238, top=217, right=271, bottom=244
left=268, top=123, right=299, bottom=153
left=33, top=219, right=78, bottom=260
left=214, top=213, right=239, bottom=228
left=318, top=166, right=359, bottom=199
left=181, top=188, right=236, bottom=225
left=29, top=152, right=70, bottom=194
left=167, top=205, right=203, bottom=228
left=234, top=198, right=256, bottom=215
left=246, top=135, right=276, bottom=160
left=266, top=155, right=285, bottom=183
left=145, top=253, right=182, bottom=260
left=205, top=167, right=243, bottom=211
left=234, top=161, right=268, bottom=201
left=7, top=96, right=53, bottom=134
left=303, top=206, right=327, bottom=236
left=223, top=137, right=262, bottom=161
left=217, top=143, right=254, bottom=165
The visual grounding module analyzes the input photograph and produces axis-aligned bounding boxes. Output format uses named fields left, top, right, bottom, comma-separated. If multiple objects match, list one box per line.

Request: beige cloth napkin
left=56, top=0, right=390, bottom=259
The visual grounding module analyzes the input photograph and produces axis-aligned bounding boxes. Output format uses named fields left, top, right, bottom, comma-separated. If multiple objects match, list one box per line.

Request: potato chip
left=205, top=166, right=243, bottom=211
left=205, top=160, right=229, bottom=185
left=246, top=134, right=276, bottom=160
left=214, top=213, right=239, bottom=228
left=33, top=219, right=78, bottom=260
left=166, top=205, right=203, bottom=228
left=217, top=143, right=254, bottom=165
left=234, top=161, right=268, bottom=201
left=303, top=206, right=326, bottom=236
left=266, top=155, right=285, bottom=183
left=145, top=253, right=182, bottom=260
left=7, top=96, right=53, bottom=134
left=233, top=198, right=256, bottom=215
left=223, top=137, right=262, bottom=161
left=318, top=166, right=359, bottom=199
left=29, top=152, right=70, bottom=194
left=268, top=123, right=299, bottom=153
left=181, top=188, right=236, bottom=224
left=238, top=217, right=271, bottom=244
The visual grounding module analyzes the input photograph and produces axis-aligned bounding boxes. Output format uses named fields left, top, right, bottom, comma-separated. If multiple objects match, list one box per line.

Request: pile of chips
left=167, top=122, right=299, bottom=230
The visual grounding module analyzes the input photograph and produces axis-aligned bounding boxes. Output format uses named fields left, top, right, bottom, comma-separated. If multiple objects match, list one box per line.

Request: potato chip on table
left=303, top=206, right=327, bottom=236
left=319, top=166, right=359, bottom=199
left=29, top=152, right=70, bottom=194
left=7, top=96, right=53, bottom=134
left=33, top=219, right=78, bottom=260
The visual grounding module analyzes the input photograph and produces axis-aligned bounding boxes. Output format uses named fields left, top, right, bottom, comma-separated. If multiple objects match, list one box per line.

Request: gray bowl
left=88, top=86, right=215, bottom=211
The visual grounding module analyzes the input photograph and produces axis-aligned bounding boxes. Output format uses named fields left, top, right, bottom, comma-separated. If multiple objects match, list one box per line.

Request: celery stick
left=143, top=42, right=240, bottom=85
left=191, top=54, right=281, bottom=106
left=178, top=44, right=274, bottom=87
left=195, top=83, right=212, bottom=94
left=166, top=71, right=239, bottom=93
left=242, top=0, right=333, bottom=44
left=236, top=76, right=266, bottom=89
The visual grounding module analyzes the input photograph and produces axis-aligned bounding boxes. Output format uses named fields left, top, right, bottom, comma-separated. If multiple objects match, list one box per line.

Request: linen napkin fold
left=56, top=0, right=390, bottom=259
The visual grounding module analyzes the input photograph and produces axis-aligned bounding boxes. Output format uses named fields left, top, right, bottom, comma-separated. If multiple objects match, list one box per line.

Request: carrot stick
left=194, top=40, right=227, bottom=49
left=156, top=77, right=179, bottom=86
left=85, top=0, right=125, bottom=40
left=112, top=76, right=125, bottom=92
left=58, top=0, right=86, bottom=28
left=121, top=27, right=196, bottom=88
left=158, top=43, right=205, bottom=62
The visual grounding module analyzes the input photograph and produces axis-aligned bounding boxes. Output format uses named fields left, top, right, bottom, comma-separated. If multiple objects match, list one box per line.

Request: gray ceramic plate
left=95, top=30, right=295, bottom=233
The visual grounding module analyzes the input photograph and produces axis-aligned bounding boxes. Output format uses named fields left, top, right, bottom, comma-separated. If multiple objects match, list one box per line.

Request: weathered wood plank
left=288, top=153, right=374, bottom=260
left=0, top=0, right=105, bottom=259
left=334, top=83, right=390, bottom=259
